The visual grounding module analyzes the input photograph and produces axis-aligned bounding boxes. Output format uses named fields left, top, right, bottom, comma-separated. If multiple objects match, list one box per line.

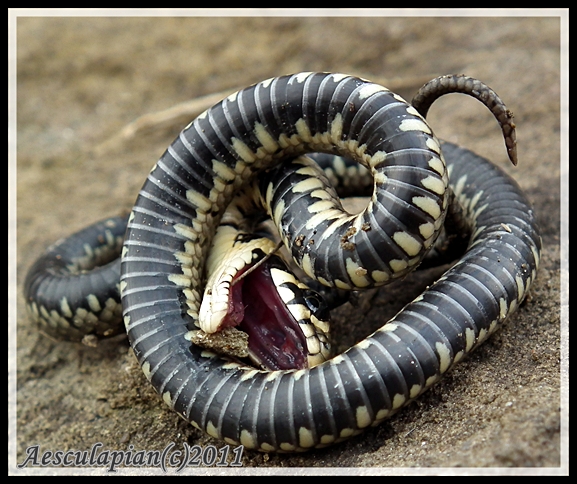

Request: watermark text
left=17, top=442, right=244, bottom=472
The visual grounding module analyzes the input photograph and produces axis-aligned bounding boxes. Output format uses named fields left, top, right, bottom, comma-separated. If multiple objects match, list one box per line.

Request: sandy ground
left=12, top=14, right=566, bottom=474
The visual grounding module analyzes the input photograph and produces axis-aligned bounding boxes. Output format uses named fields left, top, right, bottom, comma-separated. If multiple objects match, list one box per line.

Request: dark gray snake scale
left=24, top=72, right=541, bottom=452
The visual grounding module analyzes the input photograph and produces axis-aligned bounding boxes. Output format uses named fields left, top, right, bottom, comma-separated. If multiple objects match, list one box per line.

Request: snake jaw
left=236, top=258, right=310, bottom=370
left=198, top=235, right=329, bottom=370
left=198, top=240, right=271, bottom=334
left=202, top=255, right=313, bottom=370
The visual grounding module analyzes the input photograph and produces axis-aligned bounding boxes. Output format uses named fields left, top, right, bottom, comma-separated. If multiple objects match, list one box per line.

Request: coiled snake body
left=24, top=73, right=541, bottom=452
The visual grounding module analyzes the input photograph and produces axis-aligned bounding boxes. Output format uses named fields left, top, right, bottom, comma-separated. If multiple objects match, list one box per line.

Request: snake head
left=198, top=241, right=331, bottom=370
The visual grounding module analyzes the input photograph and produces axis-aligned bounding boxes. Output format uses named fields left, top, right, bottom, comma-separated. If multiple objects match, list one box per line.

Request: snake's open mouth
left=221, top=259, right=309, bottom=371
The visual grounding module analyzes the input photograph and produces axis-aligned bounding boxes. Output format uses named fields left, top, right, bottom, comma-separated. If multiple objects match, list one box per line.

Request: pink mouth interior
left=220, top=261, right=309, bottom=370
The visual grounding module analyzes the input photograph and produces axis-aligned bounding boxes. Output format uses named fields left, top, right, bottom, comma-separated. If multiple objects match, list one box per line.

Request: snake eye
left=303, top=289, right=329, bottom=321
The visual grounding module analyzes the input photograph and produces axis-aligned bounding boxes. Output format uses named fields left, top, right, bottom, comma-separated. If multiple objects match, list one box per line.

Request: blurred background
left=14, top=13, right=564, bottom=470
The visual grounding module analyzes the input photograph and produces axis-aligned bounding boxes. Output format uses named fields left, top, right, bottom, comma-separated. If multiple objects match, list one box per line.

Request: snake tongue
left=224, top=259, right=309, bottom=371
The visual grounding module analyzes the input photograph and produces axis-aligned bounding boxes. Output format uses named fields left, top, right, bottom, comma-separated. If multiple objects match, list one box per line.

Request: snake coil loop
left=24, top=73, right=541, bottom=452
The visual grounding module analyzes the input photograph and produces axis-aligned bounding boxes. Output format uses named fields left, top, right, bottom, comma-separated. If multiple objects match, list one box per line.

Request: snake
left=24, top=72, right=541, bottom=452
